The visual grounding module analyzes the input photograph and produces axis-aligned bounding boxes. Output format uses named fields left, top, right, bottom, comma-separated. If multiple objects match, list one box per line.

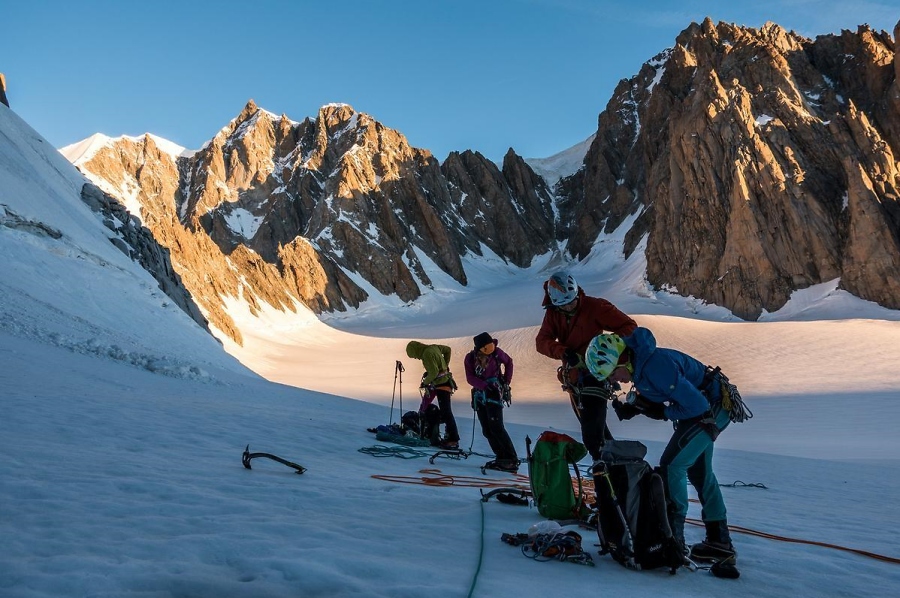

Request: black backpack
left=591, top=440, right=684, bottom=573
left=402, top=405, right=441, bottom=447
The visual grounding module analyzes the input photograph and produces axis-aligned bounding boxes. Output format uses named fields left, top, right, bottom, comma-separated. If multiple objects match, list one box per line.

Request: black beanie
left=473, top=332, right=493, bottom=350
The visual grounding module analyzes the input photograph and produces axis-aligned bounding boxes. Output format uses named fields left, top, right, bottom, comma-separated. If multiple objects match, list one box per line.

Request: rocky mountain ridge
left=65, top=102, right=559, bottom=342
left=62, top=18, right=900, bottom=342
left=567, top=18, right=900, bottom=318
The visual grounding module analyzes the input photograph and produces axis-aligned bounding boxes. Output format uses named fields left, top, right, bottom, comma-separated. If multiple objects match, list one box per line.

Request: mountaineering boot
left=439, top=439, right=459, bottom=450
left=691, top=540, right=736, bottom=561
left=690, top=520, right=737, bottom=562
left=493, top=459, right=520, bottom=473
left=482, top=459, right=519, bottom=473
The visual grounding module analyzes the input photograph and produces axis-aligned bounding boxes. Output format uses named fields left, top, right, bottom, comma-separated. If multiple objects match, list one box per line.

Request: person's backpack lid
left=599, top=439, right=647, bottom=462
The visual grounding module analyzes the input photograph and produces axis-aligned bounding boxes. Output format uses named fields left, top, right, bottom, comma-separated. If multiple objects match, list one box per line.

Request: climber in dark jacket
left=535, top=270, right=637, bottom=460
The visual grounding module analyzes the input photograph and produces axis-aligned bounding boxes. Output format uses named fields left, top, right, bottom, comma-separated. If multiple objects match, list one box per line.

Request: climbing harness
left=557, top=363, right=585, bottom=413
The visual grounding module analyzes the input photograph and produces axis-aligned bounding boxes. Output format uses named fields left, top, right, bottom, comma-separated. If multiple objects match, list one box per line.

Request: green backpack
left=527, top=431, right=592, bottom=521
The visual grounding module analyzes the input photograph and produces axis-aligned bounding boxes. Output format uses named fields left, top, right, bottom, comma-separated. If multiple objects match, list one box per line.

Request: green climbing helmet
left=585, top=334, right=627, bottom=380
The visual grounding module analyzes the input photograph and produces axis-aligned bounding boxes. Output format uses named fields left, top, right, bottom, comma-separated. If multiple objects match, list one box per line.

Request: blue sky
left=3, top=0, right=897, bottom=162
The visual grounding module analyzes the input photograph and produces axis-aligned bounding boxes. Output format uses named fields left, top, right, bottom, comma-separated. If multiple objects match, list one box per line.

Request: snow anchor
left=242, top=445, right=306, bottom=474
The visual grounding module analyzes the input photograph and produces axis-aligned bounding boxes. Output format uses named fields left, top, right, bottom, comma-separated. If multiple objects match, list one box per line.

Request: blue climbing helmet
left=547, top=270, right=579, bottom=306
left=585, top=334, right=627, bottom=380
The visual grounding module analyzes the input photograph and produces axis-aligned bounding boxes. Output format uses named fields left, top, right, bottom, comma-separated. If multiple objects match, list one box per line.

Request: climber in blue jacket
left=584, top=327, right=739, bottom=563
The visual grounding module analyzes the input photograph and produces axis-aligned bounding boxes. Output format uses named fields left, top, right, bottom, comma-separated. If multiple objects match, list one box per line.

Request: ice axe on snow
left=242, top=445, right=306, bottom=474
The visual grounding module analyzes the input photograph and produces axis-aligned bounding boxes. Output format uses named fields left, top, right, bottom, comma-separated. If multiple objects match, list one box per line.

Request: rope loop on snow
left=358, top=445, right=434, bottom=459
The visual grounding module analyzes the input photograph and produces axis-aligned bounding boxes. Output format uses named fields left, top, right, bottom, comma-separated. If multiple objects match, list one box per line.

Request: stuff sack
left=527, top=431, right=591, bottom=521
left=592, top=440, right=683, bottom=572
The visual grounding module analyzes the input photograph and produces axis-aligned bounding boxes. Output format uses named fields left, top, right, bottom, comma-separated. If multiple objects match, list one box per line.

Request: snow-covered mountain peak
left=61, top=132, right=189, bottom=166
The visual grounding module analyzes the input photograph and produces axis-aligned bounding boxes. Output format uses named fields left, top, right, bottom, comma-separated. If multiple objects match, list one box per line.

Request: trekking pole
left=390, top=360, right=405, bottom=425
left=466, top=390, right=478, bottom=453
left=398, top=360, right=404, bottom=418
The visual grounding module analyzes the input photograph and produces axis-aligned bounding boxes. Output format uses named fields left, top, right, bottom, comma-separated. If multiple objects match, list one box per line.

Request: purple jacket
left=464, top=342, right=513, bottom=390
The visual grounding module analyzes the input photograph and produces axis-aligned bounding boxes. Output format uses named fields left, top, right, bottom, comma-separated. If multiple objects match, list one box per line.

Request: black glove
left=612, top=400, right=640, bottom=421
left=642, top=402, right=668, bottom=421
left=562, top=348, right=581, bottom=367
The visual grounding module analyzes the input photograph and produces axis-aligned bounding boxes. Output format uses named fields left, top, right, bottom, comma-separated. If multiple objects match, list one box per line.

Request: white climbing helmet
left=547, top=270, right=578, bottom=306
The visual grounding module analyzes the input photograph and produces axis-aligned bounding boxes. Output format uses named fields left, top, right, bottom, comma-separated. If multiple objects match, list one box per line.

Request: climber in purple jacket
left=464, top=332, right=518, bottom=472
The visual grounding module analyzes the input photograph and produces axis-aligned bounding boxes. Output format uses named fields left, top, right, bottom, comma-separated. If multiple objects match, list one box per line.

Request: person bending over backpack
left=584, top=327, right=738, bottom=563
left=406, top=341, right=460, bottom=450
left=535, top=270, right=637, bottom=461
left=464, top=332, right=518, bottom=472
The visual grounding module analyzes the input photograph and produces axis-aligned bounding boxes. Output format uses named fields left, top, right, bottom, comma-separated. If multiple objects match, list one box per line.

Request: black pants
left=476, top=399, right=518, bottom=463
left=568, top=375, right=614, bottom=460
left=436, top=388, right=459, bottom=442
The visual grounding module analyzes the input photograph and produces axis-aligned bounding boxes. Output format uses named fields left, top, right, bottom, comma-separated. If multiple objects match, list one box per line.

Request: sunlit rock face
left=70, top=102, right=556, bottom=343
left=566, top=18, right=900, bottom=319
left=68, top=18, right=900, bottom=335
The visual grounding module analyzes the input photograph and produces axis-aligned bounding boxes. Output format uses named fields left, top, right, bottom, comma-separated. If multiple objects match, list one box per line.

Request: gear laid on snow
left=480, top=487, right=530, bottom=505
left=371, top=468, right=530, bottom=491
left=502, top=529, right=595, bottom=566
left=428, top=448, right=469, bottom=464
left=241, top=445, right=306, bottom=474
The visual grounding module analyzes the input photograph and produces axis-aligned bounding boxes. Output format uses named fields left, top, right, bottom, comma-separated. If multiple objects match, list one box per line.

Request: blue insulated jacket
left=624, top=327, right=720, bottom=421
